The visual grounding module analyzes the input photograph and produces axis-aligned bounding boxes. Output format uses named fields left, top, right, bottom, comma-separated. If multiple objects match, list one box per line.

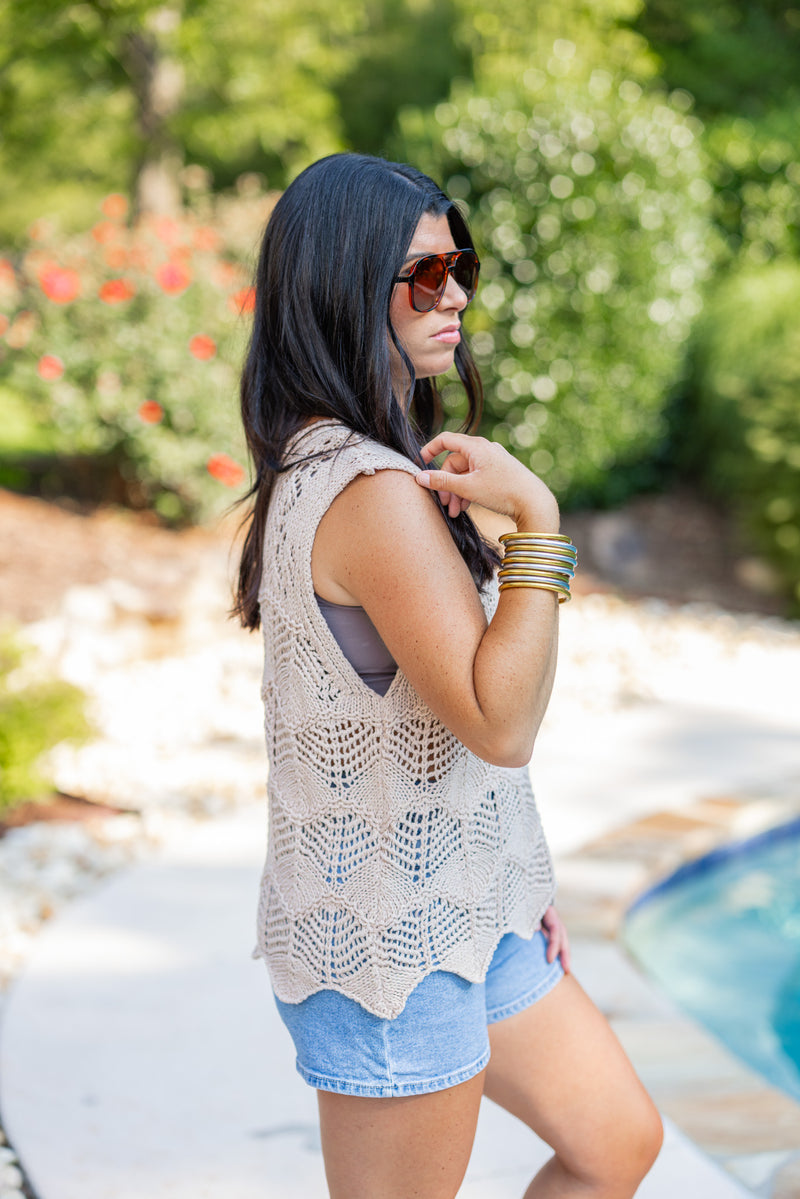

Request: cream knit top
left=254, top=421, right=555, bottom=1018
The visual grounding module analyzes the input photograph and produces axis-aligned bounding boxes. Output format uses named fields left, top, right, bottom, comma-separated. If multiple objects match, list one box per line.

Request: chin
left=417, top=351, right=456, bottom=379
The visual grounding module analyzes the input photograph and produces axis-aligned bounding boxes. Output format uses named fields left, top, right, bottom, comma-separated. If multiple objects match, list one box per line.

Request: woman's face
left=389, top=212, right=471, bottom=385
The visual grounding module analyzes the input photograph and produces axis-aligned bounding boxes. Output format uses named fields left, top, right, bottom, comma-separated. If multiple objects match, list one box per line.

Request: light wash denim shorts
left=273, top=929, right=564, bottom=1097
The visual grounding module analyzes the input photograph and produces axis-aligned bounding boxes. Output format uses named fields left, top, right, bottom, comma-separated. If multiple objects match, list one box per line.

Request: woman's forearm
left=471, top=589, right=559, bottom=766
left=422, top=464, right=563, bottom=767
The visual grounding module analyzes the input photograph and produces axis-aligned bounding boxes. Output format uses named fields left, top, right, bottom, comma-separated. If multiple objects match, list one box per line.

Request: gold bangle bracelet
left=500, top=532, right=573, bottom=544
left=499, top=573, right=571, bottom=587
left=499, top=563, right=573, bottom=576
left=500, top=545, right=574, bottom=555
left=503, top=545, right=576, bottom=556
left=496, top=573, right=573, bottom=587
left=503, top=549, right=577, bottom=562
left=502, top=557, right=576, bottom=573
left=499, top=580, right=571, bottom=602
left=502, top=544, right=577, bottom=561
left=499, top=571, right=572, bottom=585
left=499, top=532, right=576, bottom=605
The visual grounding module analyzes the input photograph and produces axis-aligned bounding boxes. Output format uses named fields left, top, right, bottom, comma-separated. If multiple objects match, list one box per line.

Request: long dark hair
left=234, top=152, right=500, bottom=630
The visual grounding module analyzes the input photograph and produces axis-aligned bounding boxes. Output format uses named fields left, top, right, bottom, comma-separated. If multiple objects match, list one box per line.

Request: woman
left=235, top=152, right=662, bottom=1199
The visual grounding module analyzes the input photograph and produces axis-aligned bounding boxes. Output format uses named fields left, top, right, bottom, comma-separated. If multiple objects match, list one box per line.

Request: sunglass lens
left=412, top=256, right=446, bottom=312
left=452, top=254, right=478, bottom=300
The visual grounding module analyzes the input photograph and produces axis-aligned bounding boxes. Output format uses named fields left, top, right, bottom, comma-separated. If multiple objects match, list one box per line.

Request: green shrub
left=688, top=260, right=800, bottom=610
left=0, top=632, right=91, bottom=810
left=0, top=193, right=262, bottom=522
left=396, top=45, right=717, bottom=506
left=704, top=113, right=800, bottom=266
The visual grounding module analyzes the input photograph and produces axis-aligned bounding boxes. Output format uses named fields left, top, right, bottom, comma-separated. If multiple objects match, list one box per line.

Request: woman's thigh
left=318, top=1069, right=486, bottom=1199
left=485, top=973, right=663, bottom=1187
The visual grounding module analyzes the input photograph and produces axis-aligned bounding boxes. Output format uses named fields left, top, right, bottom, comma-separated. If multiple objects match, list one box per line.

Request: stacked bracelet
left=498, top=531, right=578, bottom=603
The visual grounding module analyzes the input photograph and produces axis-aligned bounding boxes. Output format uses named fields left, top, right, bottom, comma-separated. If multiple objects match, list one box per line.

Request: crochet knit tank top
left=254, top=420, right=555, bottom=1018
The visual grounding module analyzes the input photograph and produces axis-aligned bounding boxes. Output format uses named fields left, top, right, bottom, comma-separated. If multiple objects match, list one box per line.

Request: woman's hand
left=416, top=431, right=559, bottom=531
left=541, top=905, right=571, bottom=974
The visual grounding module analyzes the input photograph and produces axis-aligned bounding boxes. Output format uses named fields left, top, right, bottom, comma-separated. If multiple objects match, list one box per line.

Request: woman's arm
left=311, top=433, right=561, bottom=768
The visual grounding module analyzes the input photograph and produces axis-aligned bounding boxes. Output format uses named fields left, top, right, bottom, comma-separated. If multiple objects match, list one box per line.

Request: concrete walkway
left=0, top=805, right=753, bottom=1199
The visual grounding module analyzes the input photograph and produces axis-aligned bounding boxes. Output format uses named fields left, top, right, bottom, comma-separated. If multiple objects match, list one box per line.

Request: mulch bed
left=0, top=793, right=137, bottom=839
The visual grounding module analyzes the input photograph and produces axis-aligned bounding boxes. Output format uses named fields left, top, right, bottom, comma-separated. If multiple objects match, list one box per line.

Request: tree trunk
left=120, top=8, right=185, bottom=216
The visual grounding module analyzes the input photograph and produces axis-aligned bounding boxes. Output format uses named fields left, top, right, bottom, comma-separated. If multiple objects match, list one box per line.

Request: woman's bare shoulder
left=323, top=465, right=455, bottom=555
left=312, top=466, right=473, bottom=605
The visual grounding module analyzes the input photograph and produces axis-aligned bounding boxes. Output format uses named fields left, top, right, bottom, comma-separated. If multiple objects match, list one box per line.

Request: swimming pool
left=624, top=817, right=800, bottom=1102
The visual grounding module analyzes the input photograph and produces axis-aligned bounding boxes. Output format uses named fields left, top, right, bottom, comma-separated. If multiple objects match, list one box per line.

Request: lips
left=432, top=325, right=461, bottom=345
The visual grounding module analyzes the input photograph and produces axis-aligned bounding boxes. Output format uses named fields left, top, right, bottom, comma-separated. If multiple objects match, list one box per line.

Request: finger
left=560, top=930, right=572, bottom=974
left=415, top=469, right=476, bottom=498
left=541, top=909, right=556, bottom=962
left=433, top=450, right=471, bottom=476
left=544, top=909, right=571, bottom=973
left=420, top=431, right=478, bottom=463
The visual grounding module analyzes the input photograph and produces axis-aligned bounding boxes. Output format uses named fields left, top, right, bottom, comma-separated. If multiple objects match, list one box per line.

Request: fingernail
left=416, top=472, right=430, bottom=486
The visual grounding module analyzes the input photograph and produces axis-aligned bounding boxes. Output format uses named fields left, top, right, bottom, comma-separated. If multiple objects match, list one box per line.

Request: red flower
left=99, top=278, right=135, bottom=304
left=153, top=216, right=180, bottom=245
left=105, top=246, right=129, bottom=269
left=91, top=221, right=117, bottom=244
left=189, top=333, right=216, bottom=360
left=0, top=258, right=15, bottom=285
left=39, top=266, right=81, bottom=304
left=129, top=245, right=152, bottom=271
left=0, top=314, right=8, bottom=336
left=37, top=354, right=64, bottom=381
left=101, top=193, right=129, bottom=220
left=207, top=453, right=245, bottom=487
left=229, top=286, right=256, bottom=315
left=155, top=262, right=191, bottom=294
left=193, top=226, right=220, bottom=251
left=138, top=401, right=164, bottom=424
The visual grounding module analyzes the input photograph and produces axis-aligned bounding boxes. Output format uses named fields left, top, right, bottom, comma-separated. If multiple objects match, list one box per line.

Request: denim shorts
left=273, top=929, right=564, bottom=1097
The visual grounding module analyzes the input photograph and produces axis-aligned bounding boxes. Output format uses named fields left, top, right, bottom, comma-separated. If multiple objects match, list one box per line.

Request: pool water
left=624, top=818, right=800, bottom=1102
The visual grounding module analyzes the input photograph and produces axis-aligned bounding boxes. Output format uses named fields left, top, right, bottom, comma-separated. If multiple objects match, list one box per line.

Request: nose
left=439, top=267, right=470, bottom=311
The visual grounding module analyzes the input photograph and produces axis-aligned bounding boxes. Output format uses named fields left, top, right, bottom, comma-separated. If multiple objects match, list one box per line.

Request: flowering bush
left=0, top=193, right=267, bottom=521
left=397, top=49, right=716, bottom=507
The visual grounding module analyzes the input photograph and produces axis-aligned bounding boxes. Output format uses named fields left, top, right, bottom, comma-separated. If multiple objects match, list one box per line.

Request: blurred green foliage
left=395, top=1, right=715, bottom=507
left=630, top=1, right=800, bottom=600
left=633, top=2, right=800, bottom=265
left=334, top=0, right=471, bottom=156
left=0, top=0, right=798, bottom=606
left=0, top=0, right=362, bottom=237
left=687, top=261, right=800, bottom=610
left=0, top=0, right=466, bottom=241
left=0, top=632, right=91, bottom=810
left=632, top=2, right=800, bottom=117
